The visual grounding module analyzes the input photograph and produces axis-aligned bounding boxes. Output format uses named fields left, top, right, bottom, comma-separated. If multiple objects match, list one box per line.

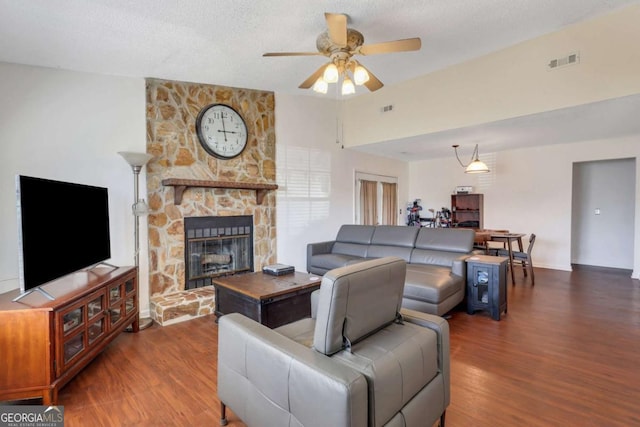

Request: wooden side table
left=466, top=255, right=508, bottom=320
left=212, top=271, right=321, bottom=328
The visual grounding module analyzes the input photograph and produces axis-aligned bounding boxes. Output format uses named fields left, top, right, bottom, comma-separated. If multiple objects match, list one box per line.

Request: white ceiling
left=1, top=0, right=639, bottom=160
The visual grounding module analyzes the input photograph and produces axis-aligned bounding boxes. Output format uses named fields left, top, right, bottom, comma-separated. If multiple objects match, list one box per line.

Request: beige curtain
left=359, top=180, right=378, bottom=225
left=381, top=182, right=397, bottom=225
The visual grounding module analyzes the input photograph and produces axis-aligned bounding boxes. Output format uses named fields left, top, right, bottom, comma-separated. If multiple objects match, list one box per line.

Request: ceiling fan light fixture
left=353, top=65, right=370, bottom=85
left=323, top=63, right=339, bottom=83
left=342, top=76, right=356, bottom=95
left=312, top=76, right=328, bottom=94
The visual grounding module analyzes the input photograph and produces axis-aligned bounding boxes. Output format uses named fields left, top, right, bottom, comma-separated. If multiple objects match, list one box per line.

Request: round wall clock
left=195, top=103, right=248, bottom=159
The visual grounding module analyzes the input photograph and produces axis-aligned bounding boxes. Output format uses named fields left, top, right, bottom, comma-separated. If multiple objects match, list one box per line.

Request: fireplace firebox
left=184, top=215, right=253, bottom=289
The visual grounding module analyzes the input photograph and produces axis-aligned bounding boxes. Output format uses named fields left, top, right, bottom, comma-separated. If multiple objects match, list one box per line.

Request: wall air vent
left=381, top=104, right=394, bottom=113
left=548, top=52, right=580, bottom=70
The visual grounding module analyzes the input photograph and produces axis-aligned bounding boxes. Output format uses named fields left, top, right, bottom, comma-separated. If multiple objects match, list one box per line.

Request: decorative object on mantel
left=161, top=178, right=278, bottom=205
left=118, top=151, right=154, bottom=331
left=452, top=144, right=490, bottom=174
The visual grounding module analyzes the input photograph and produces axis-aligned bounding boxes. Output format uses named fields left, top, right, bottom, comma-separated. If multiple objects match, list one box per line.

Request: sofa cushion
left=332, top=242, right=369, bottom=257
left=335, top=224, right=376, bottom=244
left=275, top=317, right=316, bottom=348
left=310, top=253, right=367, bottom=272
left=414, top=228, right=474, bottom=253
left=367, top=245, right=413, bottom=262
left=409, top=248, right=466, bottom=268
left=404, top=264, right=465, bottom=304
left=313, top=257, right=406, bottom=355
left=370, top=225, right=419, bottom=247
left=365, top=226, right=419, bottom=261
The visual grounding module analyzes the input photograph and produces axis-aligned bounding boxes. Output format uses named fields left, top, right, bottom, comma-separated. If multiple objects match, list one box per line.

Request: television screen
left=16, top=175, right=111, bottom=294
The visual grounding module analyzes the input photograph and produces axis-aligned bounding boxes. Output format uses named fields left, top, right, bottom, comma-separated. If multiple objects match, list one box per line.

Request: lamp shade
left=323, top=64, right=339, bottom=83
left=118, top=152, right=153, bottom=168
left=341, top=76, right=355, bottom=95
left=353, top=65, right=370, bottom=85
left=465, top=159, right=490, bottom=174
left=312, top=77, right=328, bottom=94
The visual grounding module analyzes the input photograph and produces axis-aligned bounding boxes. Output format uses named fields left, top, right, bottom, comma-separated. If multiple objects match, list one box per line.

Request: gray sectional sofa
left=307, top=225, right=475, bottom=316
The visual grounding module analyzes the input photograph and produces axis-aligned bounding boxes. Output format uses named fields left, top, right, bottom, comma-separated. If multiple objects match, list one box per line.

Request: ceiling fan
left=263, top=13, right=421, bottom=95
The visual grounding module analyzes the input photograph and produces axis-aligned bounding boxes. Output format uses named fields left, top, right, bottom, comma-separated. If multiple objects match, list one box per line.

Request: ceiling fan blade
left=325, top=13, right=347, bottom=47
left=263, top=52, right=323, bottom=57
left=298, top=63, right=330, bottom=89
left=359, top=37, right=422, bottom=55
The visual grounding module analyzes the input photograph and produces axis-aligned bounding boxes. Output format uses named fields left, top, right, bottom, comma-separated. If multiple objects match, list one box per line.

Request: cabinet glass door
left=62, top=307, right=83, bottom=335
left=475, top=269, right=489, bottom=304
left=109, top=285, right=121, bottom=304
left=125, top=279, right=135, bottom=295
left=88, top=319, right=104, bottom=344
left=88, top=294, right=103, bottom=319
left=89, top=293, right=106, bottom=344
left=110, top=306, right=122, bottom=326
left=63, top=332, right=84, bottom=364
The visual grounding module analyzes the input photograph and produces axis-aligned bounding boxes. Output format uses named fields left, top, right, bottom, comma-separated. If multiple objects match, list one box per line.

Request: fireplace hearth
left=184, top=215, right=253, bottom=290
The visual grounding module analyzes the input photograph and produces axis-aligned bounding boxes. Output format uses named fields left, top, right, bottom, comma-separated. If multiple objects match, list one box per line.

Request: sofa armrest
left=218, top=313, right=368, bottom=427
left=306, top=240, right=335, bottom=272
left=399, top=308, right=451, bottom=408
left=451, top=254, right=469, bottom=277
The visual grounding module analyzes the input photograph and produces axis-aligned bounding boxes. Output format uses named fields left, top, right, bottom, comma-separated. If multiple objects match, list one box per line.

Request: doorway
left=354, top=172, right=398, bottom=225
left=571, top=158, right=636, bottom=269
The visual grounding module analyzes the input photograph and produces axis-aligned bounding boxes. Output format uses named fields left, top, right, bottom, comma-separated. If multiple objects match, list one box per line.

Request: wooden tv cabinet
left=0, top=265, right=138, bottom=405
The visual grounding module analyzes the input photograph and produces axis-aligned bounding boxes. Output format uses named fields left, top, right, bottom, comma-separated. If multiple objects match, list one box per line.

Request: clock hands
left=220, top=113, right=228, bottom=142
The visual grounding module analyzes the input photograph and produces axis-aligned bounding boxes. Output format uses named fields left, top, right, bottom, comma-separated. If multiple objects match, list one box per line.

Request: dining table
left=489, top=233, right=526, bottom=284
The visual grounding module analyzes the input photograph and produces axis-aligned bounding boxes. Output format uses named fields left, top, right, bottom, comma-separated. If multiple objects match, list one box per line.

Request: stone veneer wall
left=145, top=78, right=277, bottom=299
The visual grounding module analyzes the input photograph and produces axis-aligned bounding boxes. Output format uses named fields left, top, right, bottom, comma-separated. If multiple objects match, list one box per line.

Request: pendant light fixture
left=452, top=144, right=490, bottom=174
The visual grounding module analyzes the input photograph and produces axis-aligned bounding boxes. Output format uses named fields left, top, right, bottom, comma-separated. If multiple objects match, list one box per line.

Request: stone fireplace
left=144, top=78, right=276, bottom=325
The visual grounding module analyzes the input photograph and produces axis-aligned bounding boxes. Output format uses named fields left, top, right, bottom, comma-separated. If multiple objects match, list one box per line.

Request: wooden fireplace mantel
left=161, top=178, right=278, bottom=205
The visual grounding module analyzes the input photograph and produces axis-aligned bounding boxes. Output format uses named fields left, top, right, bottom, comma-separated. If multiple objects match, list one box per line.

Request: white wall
left=571, top=158, right=635, bottom=268
left=275, top=93, right=409, bottom=272
left=343, top=4, right=640, bottom=147
left=408, top=137, right=640, bottom=277
left=0, top=63, right=150, bottom=312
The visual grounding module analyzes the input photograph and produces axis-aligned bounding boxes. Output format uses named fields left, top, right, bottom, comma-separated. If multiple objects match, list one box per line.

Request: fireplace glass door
left=184, top=216, right=253, bottom=289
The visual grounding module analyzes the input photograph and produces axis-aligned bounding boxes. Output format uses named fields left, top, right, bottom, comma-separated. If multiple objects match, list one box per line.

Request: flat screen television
left=14, top=175, right=111, bottom=301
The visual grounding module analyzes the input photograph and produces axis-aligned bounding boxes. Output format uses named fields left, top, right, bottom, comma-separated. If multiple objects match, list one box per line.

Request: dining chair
left=492, top=234, right=536, bottom=285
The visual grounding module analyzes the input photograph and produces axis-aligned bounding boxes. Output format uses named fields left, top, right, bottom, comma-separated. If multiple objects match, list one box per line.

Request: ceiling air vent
left=381, top=104, right=394, bottom=113
left=548, top=52, right=580, bottom=70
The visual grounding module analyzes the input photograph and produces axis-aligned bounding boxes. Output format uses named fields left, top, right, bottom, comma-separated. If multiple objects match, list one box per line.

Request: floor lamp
left=119, top=151, right=154, bottom=330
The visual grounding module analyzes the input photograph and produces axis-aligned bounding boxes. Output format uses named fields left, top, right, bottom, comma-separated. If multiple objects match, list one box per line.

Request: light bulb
left=353, top=65, right=370, bottom=85
left=312, top=77, right=328, bottom=94
left=341, top=76, right=355, bottom=95
left=323, top=64, right=339, bottom=83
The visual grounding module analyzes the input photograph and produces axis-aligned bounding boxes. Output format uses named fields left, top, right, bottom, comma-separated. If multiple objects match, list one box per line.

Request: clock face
left=196, top=104, right=248, bottom=159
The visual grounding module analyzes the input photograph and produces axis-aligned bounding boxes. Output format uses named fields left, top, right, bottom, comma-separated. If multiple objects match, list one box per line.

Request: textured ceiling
left=1, top=0, right=639, bottom=160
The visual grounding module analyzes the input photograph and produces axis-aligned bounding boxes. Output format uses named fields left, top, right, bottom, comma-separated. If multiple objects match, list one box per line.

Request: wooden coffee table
left=213, top=271, right=322, bottom=328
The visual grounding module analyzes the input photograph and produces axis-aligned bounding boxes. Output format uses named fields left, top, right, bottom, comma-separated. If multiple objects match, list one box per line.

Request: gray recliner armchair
left=217, top=257, right=450, bottom=427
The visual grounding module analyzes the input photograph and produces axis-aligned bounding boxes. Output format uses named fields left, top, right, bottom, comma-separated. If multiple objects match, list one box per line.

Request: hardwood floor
left=11, top=266, right=640, bottom=426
